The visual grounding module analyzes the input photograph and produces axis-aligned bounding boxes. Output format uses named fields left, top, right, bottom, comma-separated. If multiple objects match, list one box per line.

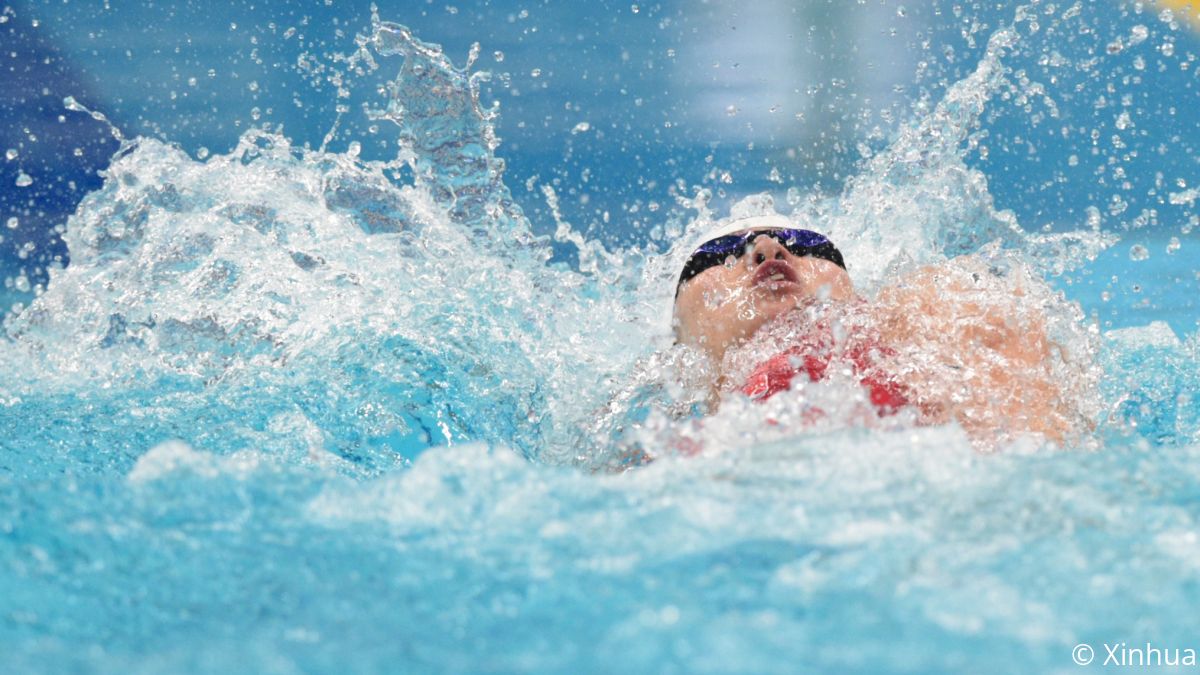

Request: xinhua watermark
left=1073, top=643, right=1198, bottom=667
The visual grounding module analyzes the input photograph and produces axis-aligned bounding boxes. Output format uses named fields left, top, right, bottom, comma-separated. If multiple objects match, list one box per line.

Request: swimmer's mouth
left=753, top=259, right=799, bottom=290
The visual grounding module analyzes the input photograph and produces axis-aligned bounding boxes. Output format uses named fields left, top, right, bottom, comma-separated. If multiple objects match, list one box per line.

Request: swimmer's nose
left=748, top=234, right=788, bottom=266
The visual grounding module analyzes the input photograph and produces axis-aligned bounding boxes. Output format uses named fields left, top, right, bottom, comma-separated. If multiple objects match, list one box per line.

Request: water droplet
left=530, top=68, right=541, bottom=78
left=1115, top=111, right=1132, bottom=129
left=250, top=107, right=261, bottom=121
left=896, top=5, right=907, bottom=17
left=493, top=50, right=504, bottom=62
left=1166, top=237, right=1181, bottom=254
left=1129, top=243, right=1149, bottom=261
left=1101, top=291, right=1112, bottom=302
left=347, top=141, right=361, bottom=158
left=1129, top=25, right=1149, bottom=46
left=5, top=217, right=18, bottom=229
left=4, top=149, right=16, bottom=161
left=72, top=148, right=82, bottom=157
left=14, top=172, right=32, bottom=187
left=725, top=104, right=738, bottom=117
left=1067, top=154, right=1079, bottom=166
left=570, top=121, right=591, bottom=134
left=1161, top=41, right=1175, bottom=57
left=248, top=81, right=259, bottom=92
left=196, top=147, right=210, bottom=160
left=631, top=4, right=640, bottom=13
left=229, top=22, right=237, bottom=31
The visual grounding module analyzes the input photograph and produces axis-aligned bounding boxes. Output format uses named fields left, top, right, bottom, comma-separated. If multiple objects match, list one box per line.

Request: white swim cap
left=684, top=213, right=795, bottom=255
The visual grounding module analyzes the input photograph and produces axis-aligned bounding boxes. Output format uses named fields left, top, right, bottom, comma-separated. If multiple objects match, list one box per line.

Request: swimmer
left=671, top=213, right=1096, bottom=445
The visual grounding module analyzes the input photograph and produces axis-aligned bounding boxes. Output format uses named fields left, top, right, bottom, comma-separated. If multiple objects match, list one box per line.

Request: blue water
left=3, top=2, right=1200, bottom=673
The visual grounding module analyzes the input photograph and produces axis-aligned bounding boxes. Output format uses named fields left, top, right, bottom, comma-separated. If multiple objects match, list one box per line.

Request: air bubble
left=5, top=217, right=17, bottom=229
left=4, top=149, right=16, bottom=161
left=1166, top=237, right=1181, bottom=254
left=347, top=141, right=361, bottom=158
left=1128, top=244, right=1149, bottom=261
left=14, top=172, right=32, bottom=187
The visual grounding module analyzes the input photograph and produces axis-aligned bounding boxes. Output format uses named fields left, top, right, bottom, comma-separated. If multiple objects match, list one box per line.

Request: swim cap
left=684, top=213, right=796, bottom=255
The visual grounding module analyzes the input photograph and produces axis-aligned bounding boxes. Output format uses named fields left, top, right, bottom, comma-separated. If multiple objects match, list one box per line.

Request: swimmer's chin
left=752, top=279, right=802, bottom=295
left=750, top=288, right=824, bottom=315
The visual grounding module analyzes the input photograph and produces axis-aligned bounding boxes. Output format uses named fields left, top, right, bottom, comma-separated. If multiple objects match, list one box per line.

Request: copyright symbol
left=1073, top=643, right=1094, bottom=666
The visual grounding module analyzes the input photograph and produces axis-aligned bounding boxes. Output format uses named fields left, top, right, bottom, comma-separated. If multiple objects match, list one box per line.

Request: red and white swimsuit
left=739, top=328, right=909, bottom=416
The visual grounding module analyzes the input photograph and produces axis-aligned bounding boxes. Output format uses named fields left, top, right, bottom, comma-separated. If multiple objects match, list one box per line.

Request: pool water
left=3, top=3, right=1200, bottom=673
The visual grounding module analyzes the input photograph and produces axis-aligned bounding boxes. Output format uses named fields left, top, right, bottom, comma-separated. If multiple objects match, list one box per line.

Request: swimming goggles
left=676, top=227, right=846, bottom=292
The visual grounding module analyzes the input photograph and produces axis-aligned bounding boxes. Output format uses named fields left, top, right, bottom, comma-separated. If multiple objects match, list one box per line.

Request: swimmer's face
left=672, top=231, right=854, bottom=362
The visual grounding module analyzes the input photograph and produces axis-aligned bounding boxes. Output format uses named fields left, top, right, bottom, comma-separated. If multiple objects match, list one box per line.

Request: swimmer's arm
left=874, top=259, right=1071, bottom=442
